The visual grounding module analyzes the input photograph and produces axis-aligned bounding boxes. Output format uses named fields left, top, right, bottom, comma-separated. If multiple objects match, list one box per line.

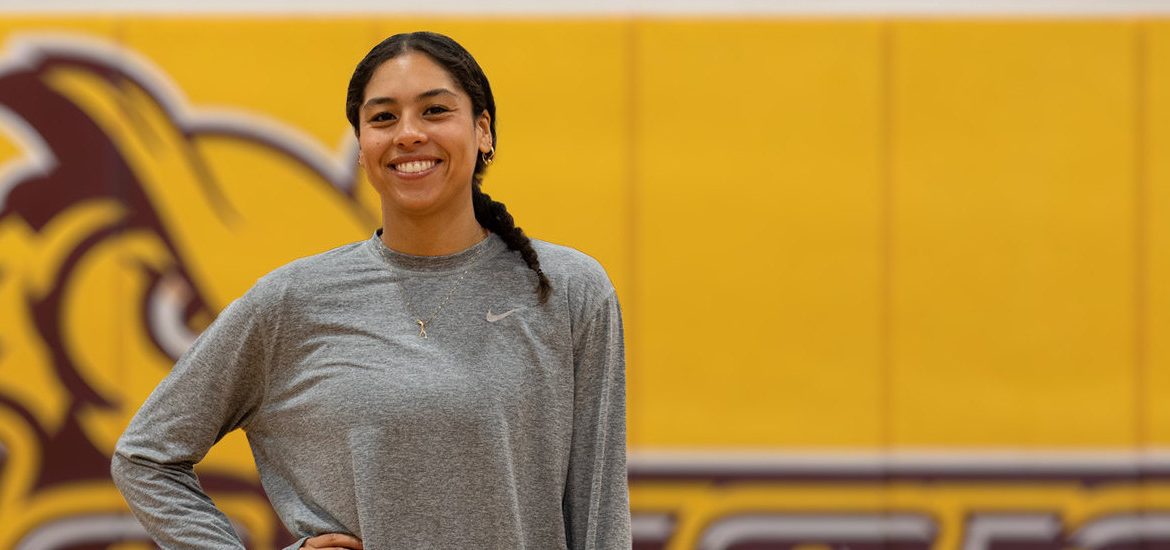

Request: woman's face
left=357, top=51, right=492, bottom=219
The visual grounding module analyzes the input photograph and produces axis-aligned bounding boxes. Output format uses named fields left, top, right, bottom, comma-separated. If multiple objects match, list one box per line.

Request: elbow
left=109, top=441, right=132, bottom=492
left=109, top=436, right=149, bottom=496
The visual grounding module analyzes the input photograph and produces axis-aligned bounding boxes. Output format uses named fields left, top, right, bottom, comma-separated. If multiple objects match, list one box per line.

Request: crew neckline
left=366, top=228, right=504, bottom=274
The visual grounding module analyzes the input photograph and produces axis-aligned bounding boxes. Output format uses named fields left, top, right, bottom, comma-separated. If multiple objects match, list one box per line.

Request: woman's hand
left=300, top=533, right=364, bottom=549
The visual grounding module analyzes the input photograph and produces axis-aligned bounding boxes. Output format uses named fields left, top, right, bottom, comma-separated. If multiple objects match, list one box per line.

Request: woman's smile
left=388, top=157, right=442, bottom=179
left=392, top=159, right=439, bottom=174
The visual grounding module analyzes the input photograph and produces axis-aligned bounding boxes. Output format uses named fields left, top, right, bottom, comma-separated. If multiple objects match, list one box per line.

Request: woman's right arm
left=111, top=288, right=271, bottom=549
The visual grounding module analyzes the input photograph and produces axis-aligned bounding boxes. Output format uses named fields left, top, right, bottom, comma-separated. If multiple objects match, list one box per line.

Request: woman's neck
left=379, top=204, right=487, bottom=256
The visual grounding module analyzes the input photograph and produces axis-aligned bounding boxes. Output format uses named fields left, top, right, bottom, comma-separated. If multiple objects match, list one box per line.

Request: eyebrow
left=362, top=88, right=457, bottom=110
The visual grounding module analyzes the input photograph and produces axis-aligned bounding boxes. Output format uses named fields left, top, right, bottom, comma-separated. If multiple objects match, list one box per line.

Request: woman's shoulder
left=529, top=238, right=615, bottom=310
left=242, top=237, right=371, bottom=304
left=531, top=239, right=609, bottom=283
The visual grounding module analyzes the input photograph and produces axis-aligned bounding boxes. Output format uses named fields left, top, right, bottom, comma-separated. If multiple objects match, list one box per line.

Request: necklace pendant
left=416, top=319, right=428, bottom=338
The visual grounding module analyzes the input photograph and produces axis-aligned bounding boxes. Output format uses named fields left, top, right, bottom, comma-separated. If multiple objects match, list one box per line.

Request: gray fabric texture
left=111, top=230, right=630, bottom=549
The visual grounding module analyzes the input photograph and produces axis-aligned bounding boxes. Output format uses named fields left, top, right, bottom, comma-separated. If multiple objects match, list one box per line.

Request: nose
left=394, top=114, right=427, bottom=148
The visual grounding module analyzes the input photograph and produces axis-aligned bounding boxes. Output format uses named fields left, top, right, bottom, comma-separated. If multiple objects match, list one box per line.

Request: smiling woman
left=111, top=31, right=630, bottom=550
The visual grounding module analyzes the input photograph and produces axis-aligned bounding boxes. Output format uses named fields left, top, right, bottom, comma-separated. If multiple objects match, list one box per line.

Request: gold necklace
left=401, top=234, right=486, bottom=338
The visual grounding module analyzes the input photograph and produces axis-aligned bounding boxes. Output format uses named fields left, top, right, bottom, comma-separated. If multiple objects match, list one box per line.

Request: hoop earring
left=481, top=146, right=495, bottom=166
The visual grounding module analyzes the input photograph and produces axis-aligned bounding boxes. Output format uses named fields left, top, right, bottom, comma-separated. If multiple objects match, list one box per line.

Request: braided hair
left=346, top=32, right=551, bottom=304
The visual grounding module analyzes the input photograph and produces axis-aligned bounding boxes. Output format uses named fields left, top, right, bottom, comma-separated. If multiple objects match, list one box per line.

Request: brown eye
left=424, top=105, right=450, bottom=116
left=369, top=112, right=395, bottom=123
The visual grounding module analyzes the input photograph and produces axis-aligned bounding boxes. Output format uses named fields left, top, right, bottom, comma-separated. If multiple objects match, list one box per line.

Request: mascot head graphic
left=0, top=34, right=376, bottom=549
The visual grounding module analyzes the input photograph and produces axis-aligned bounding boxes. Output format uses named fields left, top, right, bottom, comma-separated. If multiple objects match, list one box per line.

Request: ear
left=476, top=109, right=493, bottom=152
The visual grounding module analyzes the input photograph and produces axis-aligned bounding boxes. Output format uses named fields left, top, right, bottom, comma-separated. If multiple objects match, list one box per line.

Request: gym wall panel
left=633, top=20, right=885, bottom=448
left=116, top=18, right=379, bottom=309
left=0, top=19, right=137, bottom=547
left=1145, top=20, right=1170, bottom=448
left=890, top=21, right=1139, bottom=447
left=119, top=19, right=377, bottom=154
left=0, top=16, right=121, bottom=441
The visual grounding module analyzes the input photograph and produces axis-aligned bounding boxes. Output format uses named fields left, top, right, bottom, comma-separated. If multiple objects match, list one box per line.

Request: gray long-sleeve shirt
left=111, top=230, right=630, bottom=549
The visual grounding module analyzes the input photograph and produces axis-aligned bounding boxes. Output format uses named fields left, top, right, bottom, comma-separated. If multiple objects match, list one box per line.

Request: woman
left=112, top=31, right=630, bottom=550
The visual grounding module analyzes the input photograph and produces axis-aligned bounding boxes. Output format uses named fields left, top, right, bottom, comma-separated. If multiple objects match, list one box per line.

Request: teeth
left=394, top=160, right=437, bottom=174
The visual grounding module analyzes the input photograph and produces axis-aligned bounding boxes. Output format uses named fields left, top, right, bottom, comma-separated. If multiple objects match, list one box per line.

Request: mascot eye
left=148, top=270, right=201, bottom=360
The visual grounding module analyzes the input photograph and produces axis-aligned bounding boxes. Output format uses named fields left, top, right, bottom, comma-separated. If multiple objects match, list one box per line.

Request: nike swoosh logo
left=486, top=308, right=523, bottom=322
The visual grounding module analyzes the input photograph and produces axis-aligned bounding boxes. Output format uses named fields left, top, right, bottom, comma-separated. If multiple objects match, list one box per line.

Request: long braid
left=472, top=183, right=551, bottom=304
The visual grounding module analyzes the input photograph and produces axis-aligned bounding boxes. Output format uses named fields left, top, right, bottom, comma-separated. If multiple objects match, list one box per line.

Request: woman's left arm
left=563, top=290, right=631, bottom=549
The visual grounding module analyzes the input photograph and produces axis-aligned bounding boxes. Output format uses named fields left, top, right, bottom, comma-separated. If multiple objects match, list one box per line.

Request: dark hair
left=346, top=31, right=550, bottom=304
